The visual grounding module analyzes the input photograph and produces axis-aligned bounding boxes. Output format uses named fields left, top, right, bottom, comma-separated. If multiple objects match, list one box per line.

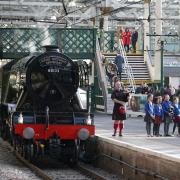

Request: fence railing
left=0, top=28, right=96, bottom=59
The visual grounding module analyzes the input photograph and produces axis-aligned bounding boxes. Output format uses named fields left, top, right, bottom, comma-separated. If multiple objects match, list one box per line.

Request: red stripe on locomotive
left=14, top=124, right=95, bottom=140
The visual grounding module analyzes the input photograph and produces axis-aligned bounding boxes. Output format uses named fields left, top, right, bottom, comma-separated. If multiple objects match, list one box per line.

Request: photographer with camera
left=172, top=97, right=180, bottom=136
left=162, top=94, right=174, bottom=136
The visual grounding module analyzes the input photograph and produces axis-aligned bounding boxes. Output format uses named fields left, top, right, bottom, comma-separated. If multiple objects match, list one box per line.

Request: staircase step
left=129, top=69, right=149, bottom=72
left=121, top=80, right=153, bottom=85
left=122, top=77, right=150, bottom=79
left=129, top=64, right=147, bottom=67
left=122, top=77, right=150, bottom=80
left=122, top=74, right=149, bottom=76
left=122, top=73, right=149, bottom=76
left=106, top=58, right=144, bottom=62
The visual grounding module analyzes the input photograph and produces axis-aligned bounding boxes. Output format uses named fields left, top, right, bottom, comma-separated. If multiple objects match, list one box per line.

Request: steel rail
left=77, top=163, right=108, bottom=180
left=5, top=142, right=52, bottom=180
left=5, top=142, right=108, bottom=180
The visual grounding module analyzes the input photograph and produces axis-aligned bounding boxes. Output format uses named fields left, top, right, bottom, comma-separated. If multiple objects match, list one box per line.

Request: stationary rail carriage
left=0, top=46, right=95, bottom=163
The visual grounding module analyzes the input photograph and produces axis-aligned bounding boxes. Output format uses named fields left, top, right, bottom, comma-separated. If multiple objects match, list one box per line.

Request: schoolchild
left=111, top=80, right=129, bottom=136
left=144, top=93, right=155, bottom=137
left=153, top=96, right=163, bottom=136
left=162, top=94, right=173, bottom=136
left=172, top=97, right=180, bottom=136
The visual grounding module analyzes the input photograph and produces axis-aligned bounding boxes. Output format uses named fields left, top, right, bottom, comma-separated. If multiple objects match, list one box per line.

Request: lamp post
left=157, top=39, right=166, bottom=89
left=160, top=40, right=164, bottom=88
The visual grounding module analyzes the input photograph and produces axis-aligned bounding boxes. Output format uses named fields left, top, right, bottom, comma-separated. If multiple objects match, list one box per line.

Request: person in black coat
left=131, top=28, right=138, bottom=53
left=114, top=54, right=124, bottom=81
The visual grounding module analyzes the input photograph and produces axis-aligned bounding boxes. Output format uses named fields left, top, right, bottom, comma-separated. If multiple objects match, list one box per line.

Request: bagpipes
left=118, top=89, right=130, bottom=115
left=119, top=106, right=126, bottom=115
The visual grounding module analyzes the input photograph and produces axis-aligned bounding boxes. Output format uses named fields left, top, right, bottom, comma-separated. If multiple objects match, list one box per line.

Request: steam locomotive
left=0, top=46, right=95, bottom=163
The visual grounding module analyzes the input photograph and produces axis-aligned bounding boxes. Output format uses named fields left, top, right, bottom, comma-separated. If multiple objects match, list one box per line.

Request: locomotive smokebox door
left=26, top=46, right=79, bottom=106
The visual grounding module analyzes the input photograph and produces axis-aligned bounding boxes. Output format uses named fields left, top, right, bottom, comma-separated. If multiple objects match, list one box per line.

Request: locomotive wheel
left=12, top=137, right=17, bottom=151
left=23, top=144, right=27, bottom=159
left=28, top=144, right=34, bottom=162
left=68, top=144, right=78, bottom=166
left=20, top=144, right=24, bottom=157
left=23, top=144, right=33, bottom=162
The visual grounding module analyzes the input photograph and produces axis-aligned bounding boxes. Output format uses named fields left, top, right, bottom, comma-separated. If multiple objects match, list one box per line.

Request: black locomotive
left=0, top=46, right=95, bottom=164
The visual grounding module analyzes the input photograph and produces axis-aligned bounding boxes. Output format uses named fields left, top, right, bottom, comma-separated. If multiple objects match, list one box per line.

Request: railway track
left=14, top=149, right=112, bottom=180
left=2, top=141, right=116, bottom=180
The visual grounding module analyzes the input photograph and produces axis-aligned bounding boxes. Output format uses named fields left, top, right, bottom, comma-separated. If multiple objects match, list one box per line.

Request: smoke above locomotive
left=1, top=46, right=81, bottom=112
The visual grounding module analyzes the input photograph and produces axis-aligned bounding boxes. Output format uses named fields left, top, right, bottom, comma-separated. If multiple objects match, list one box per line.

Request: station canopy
left=0, top=0, right=178, bottom=33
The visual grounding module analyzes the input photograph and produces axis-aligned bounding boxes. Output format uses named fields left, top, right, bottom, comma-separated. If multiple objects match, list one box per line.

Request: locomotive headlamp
left=78, top=128, right=90, bottom=140
left=23, top=127, right=35, bottom=139
left=86, top=115, right=92, bottom=125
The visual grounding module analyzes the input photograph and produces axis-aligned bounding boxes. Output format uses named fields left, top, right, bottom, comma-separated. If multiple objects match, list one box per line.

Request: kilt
left=112, top=108, right=126, bottom=120
left=154, top=116, right=162, bottom=124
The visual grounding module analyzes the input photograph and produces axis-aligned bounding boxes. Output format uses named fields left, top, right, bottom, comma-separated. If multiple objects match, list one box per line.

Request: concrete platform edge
left=96, top=135, right=180, bottom=163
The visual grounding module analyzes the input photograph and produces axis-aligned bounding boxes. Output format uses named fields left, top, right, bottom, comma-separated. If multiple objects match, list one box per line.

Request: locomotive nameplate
left=39, top=56, right=68, bottom=68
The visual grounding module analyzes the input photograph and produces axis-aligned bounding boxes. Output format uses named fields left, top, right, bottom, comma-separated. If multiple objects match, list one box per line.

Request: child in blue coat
left=144, top=93, right=155, bottom=137
left=162, top=94, right=173, bottom=136
left=153, top=96, right=163, bottom=136
left=172, top=97, right=180, bottom=136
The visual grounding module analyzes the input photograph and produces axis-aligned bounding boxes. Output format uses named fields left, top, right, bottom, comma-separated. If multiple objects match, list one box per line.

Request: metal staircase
left=104, top=54, right=151, bottom=83
left=94, top=38, right=138, bottom=113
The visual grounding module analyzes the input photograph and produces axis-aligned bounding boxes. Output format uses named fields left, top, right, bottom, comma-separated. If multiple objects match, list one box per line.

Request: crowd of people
left=117, top=27, right=138, bottom=53
left=144, top=93, right=180, bottom=137
left=144, top=84, right=180, bottom=137
left=135, top=82, right=180, bottom=101
left=111, top=79, right=180, bottom=137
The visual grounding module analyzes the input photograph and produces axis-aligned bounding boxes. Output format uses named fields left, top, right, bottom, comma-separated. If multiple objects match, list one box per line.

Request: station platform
left=94, top=112, right=180, bottom=163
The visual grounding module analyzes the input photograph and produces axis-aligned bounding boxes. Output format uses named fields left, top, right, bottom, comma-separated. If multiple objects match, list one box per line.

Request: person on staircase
left=116, top=27, right=123, bottom=47
left=106, top=62, right=117, bottom=88
left=122, top=28, right=131, bottom=53
left=111, top=80, right=129, bottom=136
left=131, top=27, right=138, bottom=53
left=114, top=53, right=124, bottom=81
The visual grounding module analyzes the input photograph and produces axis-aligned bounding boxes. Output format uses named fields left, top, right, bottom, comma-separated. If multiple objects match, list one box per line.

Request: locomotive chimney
left=43, top=45, right=59, bottom=52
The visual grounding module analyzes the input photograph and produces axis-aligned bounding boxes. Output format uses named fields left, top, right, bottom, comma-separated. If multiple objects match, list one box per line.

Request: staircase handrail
left=146, top=46, right=154, bottom=80
left=118, top=39, right=136, bottom=93
left=146, top=46, right=154, bottom=66
left=95, top=38, right=108, bottom=112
